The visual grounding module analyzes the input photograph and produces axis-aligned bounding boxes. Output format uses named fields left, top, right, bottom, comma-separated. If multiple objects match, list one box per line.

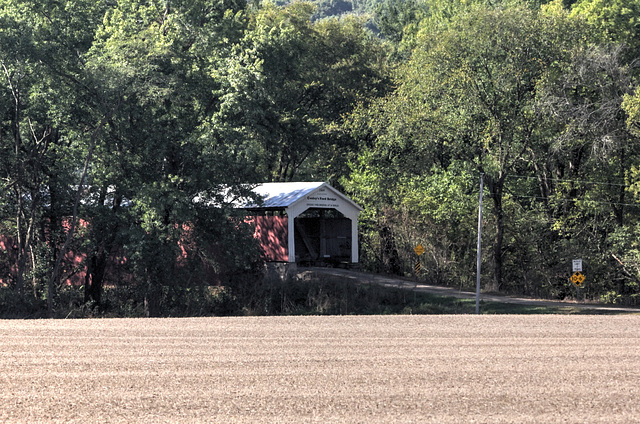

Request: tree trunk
left=47, top=101, right=121, bottom=316
left=144, top=275, right=163, bottom=318
left=379, top=223, right=401, bottom=275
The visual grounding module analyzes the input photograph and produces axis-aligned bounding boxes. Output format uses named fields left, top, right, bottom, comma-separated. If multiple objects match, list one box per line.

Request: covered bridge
left=243, top=182, right=362, bottom=266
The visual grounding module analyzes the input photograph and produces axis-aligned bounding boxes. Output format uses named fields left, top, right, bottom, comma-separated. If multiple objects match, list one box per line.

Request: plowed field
left=1, top=315, right=639, bottom=423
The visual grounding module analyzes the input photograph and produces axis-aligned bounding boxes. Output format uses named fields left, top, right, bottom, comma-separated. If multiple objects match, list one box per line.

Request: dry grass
left=1, top=315, right=639, bottom=423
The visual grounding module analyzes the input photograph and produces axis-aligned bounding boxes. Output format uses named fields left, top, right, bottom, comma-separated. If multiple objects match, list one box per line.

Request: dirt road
left=301, top=267, right=640, bottom=313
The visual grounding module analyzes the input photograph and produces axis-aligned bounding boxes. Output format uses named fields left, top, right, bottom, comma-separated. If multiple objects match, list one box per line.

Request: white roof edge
left=242, top=182, right=362, bottom=211
left=314, top=183, right=363, bottom=212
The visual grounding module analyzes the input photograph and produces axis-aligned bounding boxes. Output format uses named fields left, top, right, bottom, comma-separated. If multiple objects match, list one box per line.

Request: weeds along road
left=301, top=267, right=640, bottom=313
left=1, top=315, right=639, bottom=423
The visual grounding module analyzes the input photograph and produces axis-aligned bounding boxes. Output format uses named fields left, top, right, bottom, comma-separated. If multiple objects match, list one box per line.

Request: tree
left=570, top=0, right=640, bottom=54
left=80, top=0, right=258, bottom=313
left=346, top=4, right=587, bottom=290
left=374, top=0, right=429, bottom=44
left=533, top=3, right=640, bottom=301
left=536, top=44, right=638, bottom=225
left=0, top=0, right=263, bottom=315
left=0, top=0, right=113, bottom=310
left=211, top=2, right=390, bottom=182
left=0, top=9, right=45, bottom=296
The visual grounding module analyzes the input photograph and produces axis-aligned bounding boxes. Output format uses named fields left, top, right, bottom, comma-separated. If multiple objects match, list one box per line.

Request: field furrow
left=1, top=315, right=639, bottom=423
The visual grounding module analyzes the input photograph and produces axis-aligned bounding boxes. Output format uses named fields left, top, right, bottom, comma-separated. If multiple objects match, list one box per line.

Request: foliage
left=570, top=0, right=640, bottom=52
left=0, top=285, right=47, bottom=318
left=348, top=5, right=576, bottom=288
left=1, top=0, right=640, bottom=314
left=210, top=2, right=390, bottom=182
left=343, top=0, right=640, bottom=304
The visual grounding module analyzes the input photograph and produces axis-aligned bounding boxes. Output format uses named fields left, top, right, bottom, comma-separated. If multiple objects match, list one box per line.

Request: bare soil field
left=1, top=315, right=639, bottom=423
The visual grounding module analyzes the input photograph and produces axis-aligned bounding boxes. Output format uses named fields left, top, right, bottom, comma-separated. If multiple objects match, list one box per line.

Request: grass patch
left=2, top=272, right=635, bottom=318
left=236, top=274, right=637, bottom=315
left=374, top=289, right=637, bottom=315
left=469, top=299, right=632, bottom=315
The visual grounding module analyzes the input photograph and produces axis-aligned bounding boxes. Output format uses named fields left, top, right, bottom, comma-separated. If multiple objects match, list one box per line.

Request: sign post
left=414, top=244, right=424, bottom=275
left=572, top=259, right=582, bottom=273
left=571, top=259, right=585, bottom=300
left=570, top=272, right=585, bottom=287
left=476, top=174, right=484, bottom=315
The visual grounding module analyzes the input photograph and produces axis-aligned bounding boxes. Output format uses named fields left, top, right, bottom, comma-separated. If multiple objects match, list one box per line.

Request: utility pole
left=476, top=173, right=484, bottom=315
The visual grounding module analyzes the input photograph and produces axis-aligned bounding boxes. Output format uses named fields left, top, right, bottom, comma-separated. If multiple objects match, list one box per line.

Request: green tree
left=534, top=3, right=640, bottom=302
left=374, top=0, right=429, bottom=44
left=211, top=2, right=389, bottom=182
left=347, top=4, right=586, bottom=291
left=0, top=0, right=264, bottom=315
left=80, top=0, right=259, bottom=314
left=570, top=0, right=640, bottom=53
left=0, top=0, right=114, bottom=311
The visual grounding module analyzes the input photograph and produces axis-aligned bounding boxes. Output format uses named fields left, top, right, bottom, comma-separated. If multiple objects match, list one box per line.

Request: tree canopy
left=1, top=0, right=640, bottom=317
left=344, top=0, right=640, bottom=302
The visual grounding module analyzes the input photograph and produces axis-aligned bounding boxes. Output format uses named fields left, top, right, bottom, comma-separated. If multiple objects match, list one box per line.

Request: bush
left=0, top=287, right=47, bottom=318
left=227, top=271, right=452, bottom=315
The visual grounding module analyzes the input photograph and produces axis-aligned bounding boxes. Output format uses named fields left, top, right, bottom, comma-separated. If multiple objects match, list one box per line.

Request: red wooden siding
left=248, top=215, right=288, bottom=262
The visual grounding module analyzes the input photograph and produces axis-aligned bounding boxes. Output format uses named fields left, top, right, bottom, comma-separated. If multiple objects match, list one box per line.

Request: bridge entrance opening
left=294, top=208, right=352, bottom=267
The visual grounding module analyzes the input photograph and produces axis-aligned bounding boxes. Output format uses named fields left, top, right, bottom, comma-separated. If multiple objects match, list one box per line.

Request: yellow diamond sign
left=570, top=272, right=585, bottom=287
left=414, top=244, right=425, bottom=256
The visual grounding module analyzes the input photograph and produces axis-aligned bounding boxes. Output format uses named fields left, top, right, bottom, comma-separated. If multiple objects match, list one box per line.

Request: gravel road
left=301, top=267, right=640, bottom=313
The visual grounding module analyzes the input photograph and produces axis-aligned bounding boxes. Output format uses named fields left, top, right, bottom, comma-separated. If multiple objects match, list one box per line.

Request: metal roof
left=241, top=182, right=363, bottom=212
left=244, top=182, right=326, bottom=208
